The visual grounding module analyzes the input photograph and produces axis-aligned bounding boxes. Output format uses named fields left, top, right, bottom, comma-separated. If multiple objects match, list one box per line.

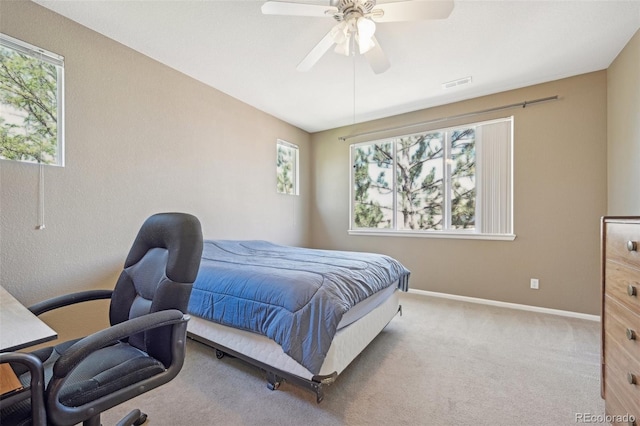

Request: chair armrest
left=51, top=309, right=187, bottom=379
left=28, top=290, right=113, bottom=316
left=46, top=310, right=189, bottom=426
left=0, top=353, right=47, bottom=426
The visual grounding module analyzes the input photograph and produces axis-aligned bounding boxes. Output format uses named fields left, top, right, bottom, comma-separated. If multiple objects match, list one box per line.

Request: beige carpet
left=102, top=293, right=605, bottom=425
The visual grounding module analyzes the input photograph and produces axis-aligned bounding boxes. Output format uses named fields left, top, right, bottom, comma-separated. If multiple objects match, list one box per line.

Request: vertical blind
left=476, top=118, right=513, bottom=234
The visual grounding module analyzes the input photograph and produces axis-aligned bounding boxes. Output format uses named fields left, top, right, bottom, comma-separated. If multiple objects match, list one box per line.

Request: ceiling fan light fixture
left=356, top=16, right=376, bottom=37
left=334, top=35, right=351, bottom=56
left=356, top=17, right=376, bottom=54
left=331, top=20, right=351, bottom=56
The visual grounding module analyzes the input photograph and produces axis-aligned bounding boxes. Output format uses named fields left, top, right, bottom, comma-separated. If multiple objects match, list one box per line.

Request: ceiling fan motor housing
left=333, top=0, right=377, bottom=21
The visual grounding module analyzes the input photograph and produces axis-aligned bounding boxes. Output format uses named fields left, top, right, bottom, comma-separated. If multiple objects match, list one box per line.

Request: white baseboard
left=406, top=289, right=601, bottom=322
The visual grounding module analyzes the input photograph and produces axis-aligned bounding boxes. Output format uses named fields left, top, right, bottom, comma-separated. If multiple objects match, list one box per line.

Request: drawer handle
left=628, top=240, right=638, bottom=252
left=630, top=285, right=638, bottom=297
left=627, top=328, right=637, bottom=340
left=628, top=372, right=637, bottom=385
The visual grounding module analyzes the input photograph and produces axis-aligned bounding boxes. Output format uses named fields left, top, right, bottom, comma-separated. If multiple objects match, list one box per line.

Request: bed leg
left=215, top=349, right=235, bottom=359
left=314, top=385, right=324, bottom=404
left=266, top=371, right=282, bottom=390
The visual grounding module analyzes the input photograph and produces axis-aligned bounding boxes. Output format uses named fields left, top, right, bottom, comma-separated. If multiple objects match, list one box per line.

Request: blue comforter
left=187, top=240, right=410, bottom=375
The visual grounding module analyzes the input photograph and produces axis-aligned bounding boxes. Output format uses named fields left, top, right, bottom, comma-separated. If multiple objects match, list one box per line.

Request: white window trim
left=348, top=117, right=515, bottom=241
left=348, top=229, right=516, bottom=241
left=276, top=139, right=299, bottom=196
left=0, top=33, right=65, bottom=167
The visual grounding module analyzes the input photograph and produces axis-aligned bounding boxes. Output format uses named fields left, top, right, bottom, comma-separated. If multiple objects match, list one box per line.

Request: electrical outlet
left=530, top=278, right=539, bottom=290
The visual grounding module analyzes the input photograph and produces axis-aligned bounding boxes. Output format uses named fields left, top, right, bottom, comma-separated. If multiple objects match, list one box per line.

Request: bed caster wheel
left=266, top=372, right=282, bottom=390
left=215, top=349, right=225, bottom=359
left=267, top=381, right=281, bottom=391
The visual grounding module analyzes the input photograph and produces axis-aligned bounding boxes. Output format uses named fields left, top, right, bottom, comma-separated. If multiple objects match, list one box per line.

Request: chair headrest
left=124, top=213, right=203, bottom=284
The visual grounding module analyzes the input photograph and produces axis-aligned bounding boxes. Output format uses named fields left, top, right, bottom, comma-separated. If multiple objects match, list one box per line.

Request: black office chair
left=0, top=352, right=47, bottom=425
left=0, top=212, right=203, bottom=426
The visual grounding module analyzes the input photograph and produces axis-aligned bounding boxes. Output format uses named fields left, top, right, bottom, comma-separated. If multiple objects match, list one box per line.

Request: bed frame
left=187, top=289, right=402, bottom=403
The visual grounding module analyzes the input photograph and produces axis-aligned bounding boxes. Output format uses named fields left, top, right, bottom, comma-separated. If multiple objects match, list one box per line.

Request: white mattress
left=187, top=288, right=400, bottom=380
left=337, top=283, right=397, bottom=329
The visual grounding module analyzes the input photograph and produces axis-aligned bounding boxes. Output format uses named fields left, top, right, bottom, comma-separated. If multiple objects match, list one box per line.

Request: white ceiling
left=33, top=0, right=640, bottom=133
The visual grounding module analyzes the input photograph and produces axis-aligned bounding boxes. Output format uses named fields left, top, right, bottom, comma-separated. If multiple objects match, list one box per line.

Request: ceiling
left=33, top=0, right=640, bottom=133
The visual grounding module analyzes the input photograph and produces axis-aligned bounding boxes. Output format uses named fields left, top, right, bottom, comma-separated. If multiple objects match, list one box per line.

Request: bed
left=186, top=240, right=410, bottom=402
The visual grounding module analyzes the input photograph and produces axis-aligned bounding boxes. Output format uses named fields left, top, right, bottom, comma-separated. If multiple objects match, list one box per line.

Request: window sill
left=347, top=229, right=516, bottom=241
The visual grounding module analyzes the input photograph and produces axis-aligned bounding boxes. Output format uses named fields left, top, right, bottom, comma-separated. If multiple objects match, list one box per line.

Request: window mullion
left=392, top=141, right=398, bottom=230
left=443, top=132, right=452, bottom=231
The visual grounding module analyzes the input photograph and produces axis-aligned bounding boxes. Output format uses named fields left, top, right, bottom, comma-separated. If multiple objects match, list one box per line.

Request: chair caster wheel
left=116, top=409, right=147, bottom=426
left=133, top=412, right=147, bottom=425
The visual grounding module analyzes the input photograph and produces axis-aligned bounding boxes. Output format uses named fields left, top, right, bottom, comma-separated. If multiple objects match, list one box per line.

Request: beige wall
left=310, top=72, right=608, bottom=315
left=0, top=1, right=311, bottom=339
left=2, top=2, right=635, bottom=326
left=607, top=29, right=640, bottom=215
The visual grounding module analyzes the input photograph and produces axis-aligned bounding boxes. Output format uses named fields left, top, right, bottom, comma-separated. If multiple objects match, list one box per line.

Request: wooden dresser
left=602, top=217, right=640, bottom=426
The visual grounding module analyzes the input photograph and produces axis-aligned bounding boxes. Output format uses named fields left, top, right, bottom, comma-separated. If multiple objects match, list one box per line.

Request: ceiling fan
left=261, top=0, right=454, bottom=74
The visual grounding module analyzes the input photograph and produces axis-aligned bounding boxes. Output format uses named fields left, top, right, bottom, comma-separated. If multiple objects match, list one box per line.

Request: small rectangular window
left=276, top=139, right=299, bottom=195
left=350, top=117, right=513, bottom=240
left=0, top=33, right=65, bottom=166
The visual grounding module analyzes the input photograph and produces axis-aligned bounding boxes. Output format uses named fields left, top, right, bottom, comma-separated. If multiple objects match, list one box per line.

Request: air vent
left=442, top=76, right=472, bottom=89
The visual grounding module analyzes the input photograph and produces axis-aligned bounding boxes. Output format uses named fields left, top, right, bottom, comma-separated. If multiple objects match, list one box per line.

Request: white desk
left=0, top=286, right=57, bottom=352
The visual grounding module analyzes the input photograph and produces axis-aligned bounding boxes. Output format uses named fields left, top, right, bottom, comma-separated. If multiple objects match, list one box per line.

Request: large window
left=0, top=33, right=64, bottom=166
left=276, top=139, right=299, bottom=195
left=350, top=117, right=513, bottom=240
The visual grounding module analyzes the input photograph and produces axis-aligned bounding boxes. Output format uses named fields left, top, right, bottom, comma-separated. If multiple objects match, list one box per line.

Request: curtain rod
left=338, top=95, right=559, bottom=142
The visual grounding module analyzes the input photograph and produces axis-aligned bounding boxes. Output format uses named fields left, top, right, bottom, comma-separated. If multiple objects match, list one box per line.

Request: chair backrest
left=108, top=212, right=203, bottom=365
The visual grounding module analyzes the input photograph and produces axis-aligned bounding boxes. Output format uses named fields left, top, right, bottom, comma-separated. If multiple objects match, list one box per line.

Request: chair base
left=115, top=409, right=147, bottom=426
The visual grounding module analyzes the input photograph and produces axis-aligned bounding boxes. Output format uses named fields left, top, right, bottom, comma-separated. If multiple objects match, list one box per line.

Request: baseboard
left=406, top=289, right=601, bottom=322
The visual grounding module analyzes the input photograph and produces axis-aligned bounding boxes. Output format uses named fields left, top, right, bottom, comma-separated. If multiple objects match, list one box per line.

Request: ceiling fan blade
left=261, top=1, right=338, bottom=17
left=364, top=36, right=390, bottom=74
left=297, top=29, right=336, bottom=71
left=372, top=0, right=454, bottom=23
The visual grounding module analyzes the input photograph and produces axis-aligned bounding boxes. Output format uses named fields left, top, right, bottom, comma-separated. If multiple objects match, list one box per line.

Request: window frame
left=0, top=33, right=65, bottom=167
left=276, top=139, right=299, bottom=196
left=348, top=117, right=515, bottom=241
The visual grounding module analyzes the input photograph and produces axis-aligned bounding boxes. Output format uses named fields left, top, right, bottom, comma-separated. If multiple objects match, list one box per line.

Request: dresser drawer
left=604, top=261, right=640, bottom=311
left=605, top=221, right=640, bottom=272
left=604, top=296, right=640, bottom=362
left=605, top=261, right=640, bottom=312
left=604, top=333, right=640, bottom=416
left=605, top=363, right=640, bottom=422
left=605, top=390, right=639, bottom=426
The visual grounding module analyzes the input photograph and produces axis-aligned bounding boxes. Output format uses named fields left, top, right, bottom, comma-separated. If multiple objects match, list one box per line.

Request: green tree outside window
left=277, top=140, right=298, bottom=195
left=0, top=34, right=64, bottom=166
left=352, top=127, right=476, bottom=232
